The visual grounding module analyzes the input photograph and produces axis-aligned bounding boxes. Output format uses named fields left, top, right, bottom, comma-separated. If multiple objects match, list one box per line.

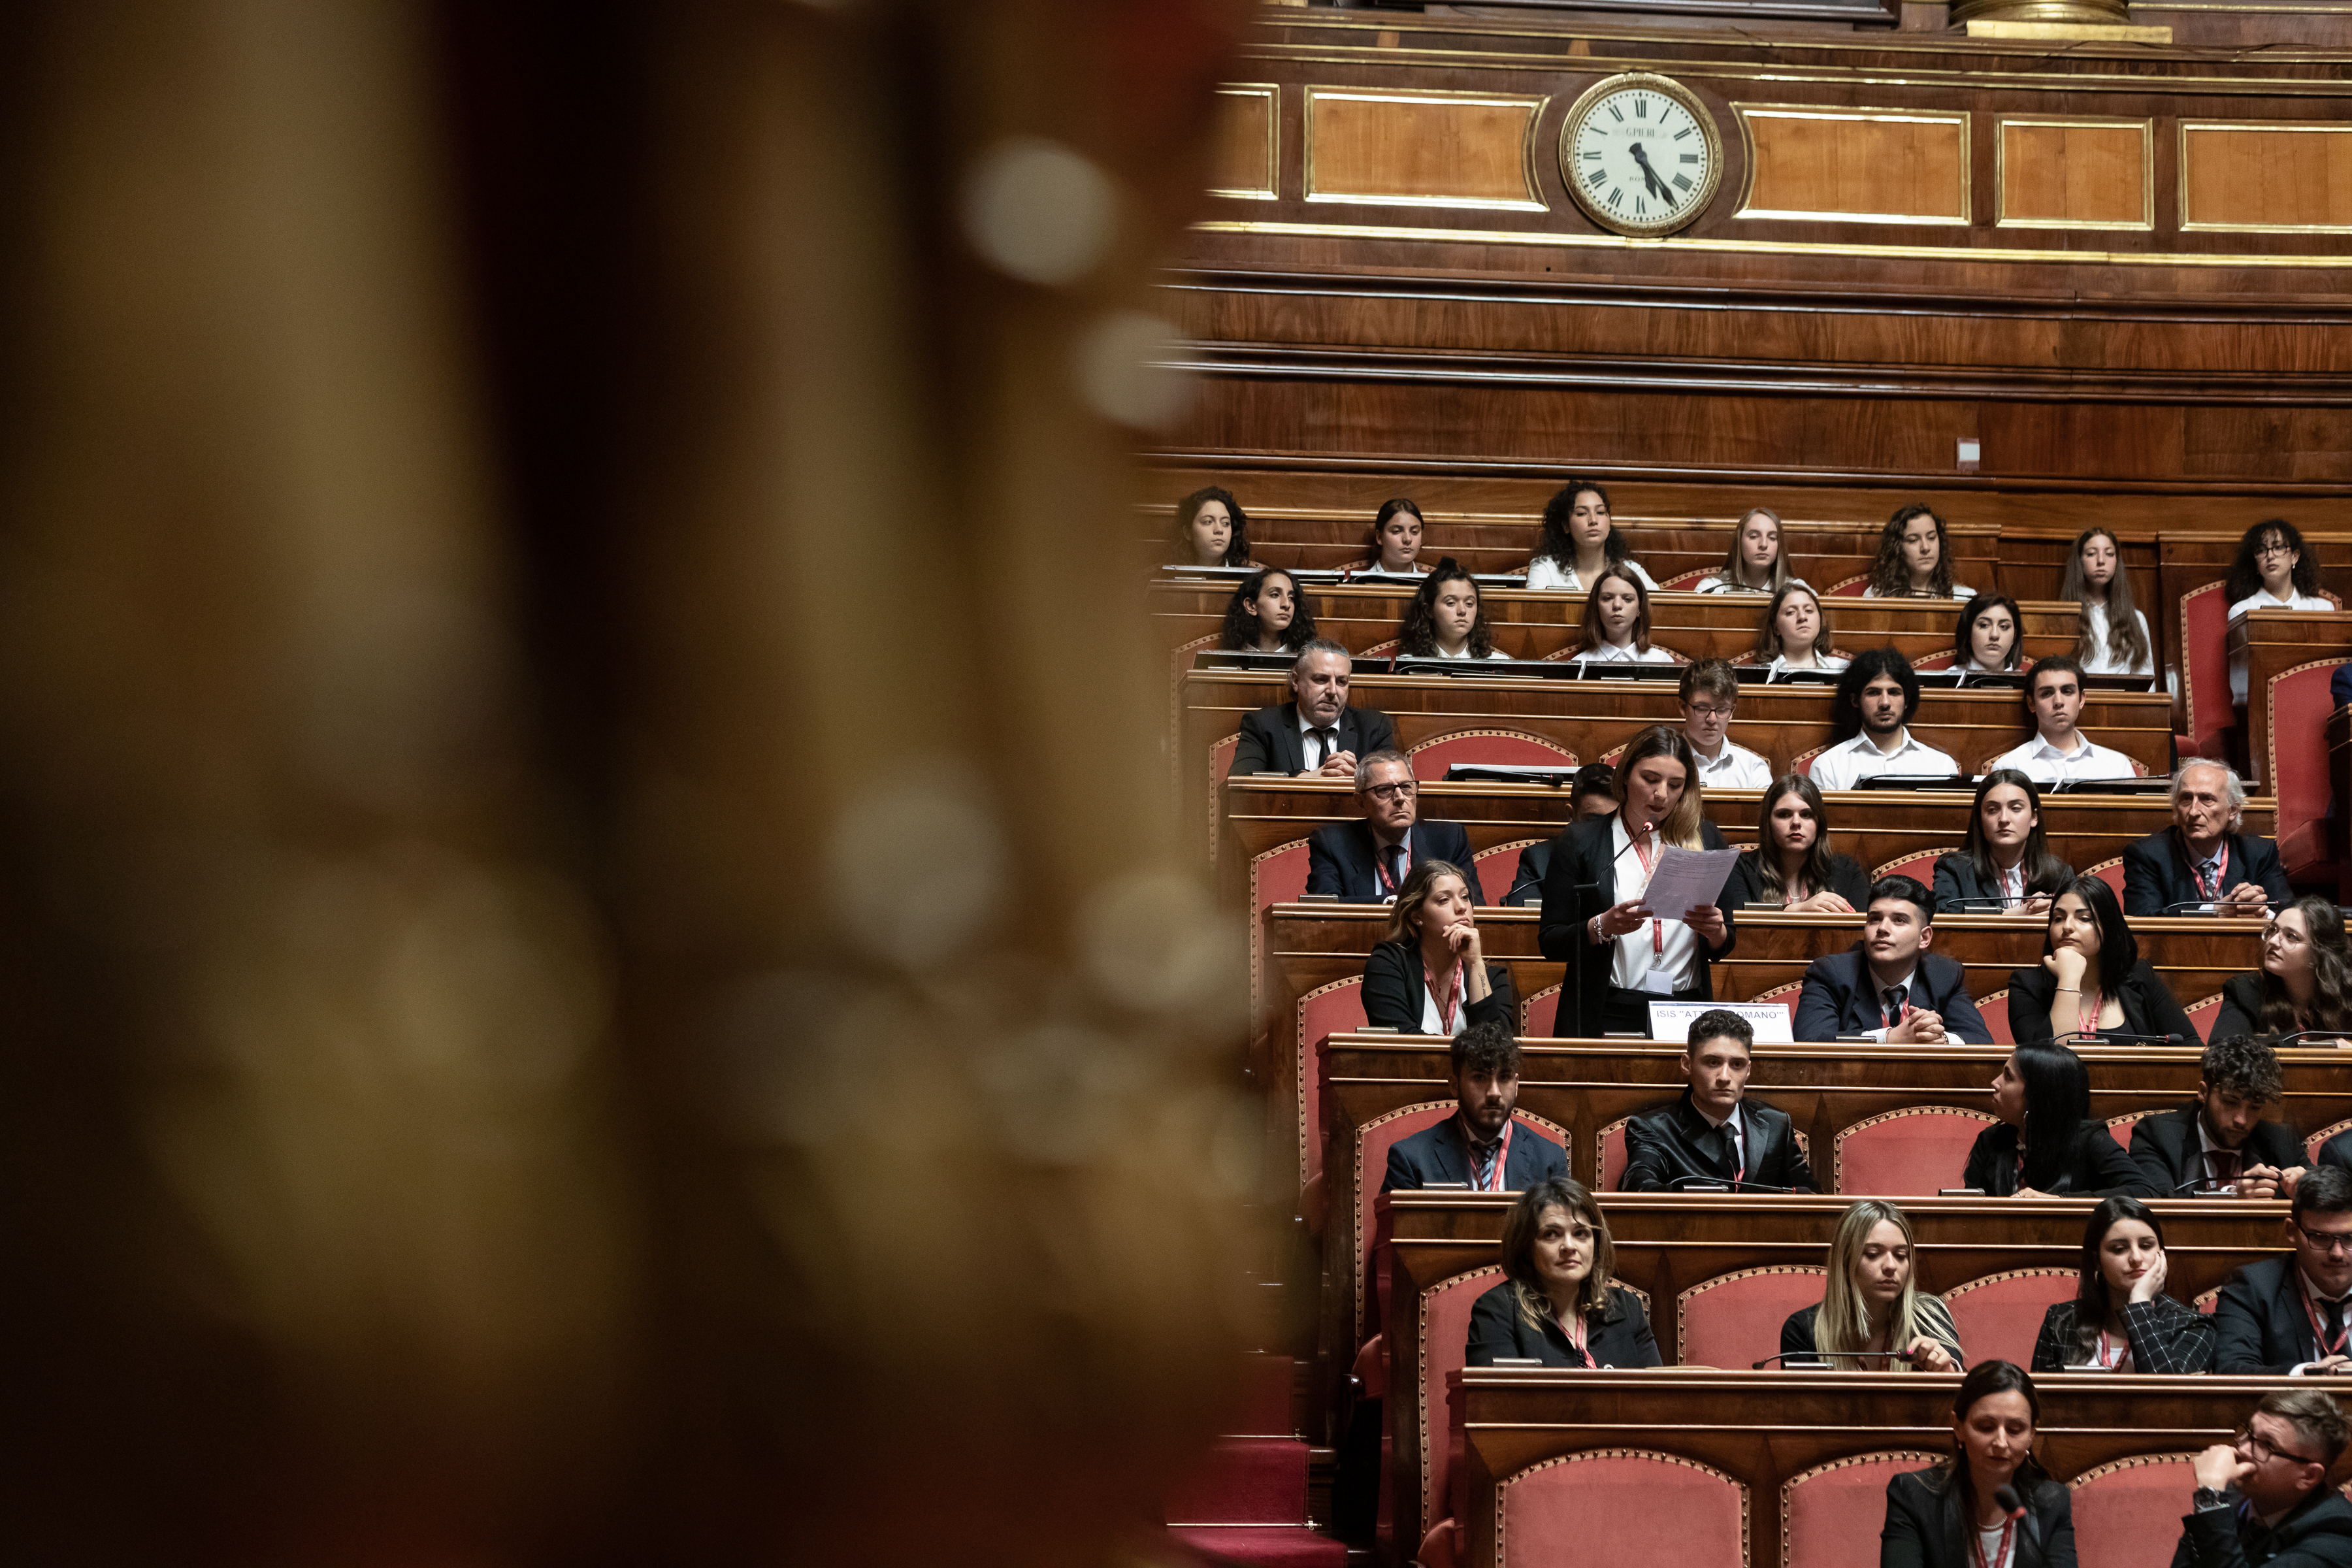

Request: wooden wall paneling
left=1209, top=84, right=1281, bottom=201
left=1303, top=88, right=1549, bottom=210
left=2181, top=122, right=2352, bottom=233
left=1997, top=118, right=2153, bottom=231
left=1734, top=105, right=1973, bottom=225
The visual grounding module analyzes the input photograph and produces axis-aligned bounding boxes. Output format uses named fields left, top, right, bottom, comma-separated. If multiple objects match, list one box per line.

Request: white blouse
left=2229, top=589, right=2334, bottom=699
left=1575, top=642, right=1678, bottom=666
left=1863, top=581, right=1974, bottom=601
left=1524, top=557, right=1659, bottom=593
left=2078, top=601, right=2155, bottom=678
left=1429, top=644, right=1513, bottom=662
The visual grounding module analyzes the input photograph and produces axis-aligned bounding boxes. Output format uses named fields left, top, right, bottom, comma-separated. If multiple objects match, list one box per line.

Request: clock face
left=1559, top=74, right=1723, bottom=238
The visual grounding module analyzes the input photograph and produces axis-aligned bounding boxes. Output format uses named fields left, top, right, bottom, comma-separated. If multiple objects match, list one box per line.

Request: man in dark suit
left=2131, top=1034, right=2310, bottom=1200
left=1230, top=639, right=1396, bottom=778
left=2213, top=1165, right=2352, bottom=1375
left=1791, top=875, right=1995, bottom=1044
left=1382, top=1021, right=1568, bottom=1192
left=1620, top=1010, right=1814, bottom=1193
left=2122, top=759, right=2293, bottom=916
left=2174, top=1390, right=2352, bottom=1567
left=1503, top=764, right=1616, bottom=909
left=1305, top=749, right=1473, bottom=904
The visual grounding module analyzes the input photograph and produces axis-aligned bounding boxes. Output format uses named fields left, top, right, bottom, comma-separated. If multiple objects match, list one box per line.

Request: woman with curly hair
left=1396, top=559, right=1508, bottom=661
left=2227, top=518, right=2332, bottom=700
left=2213, top=894, right=2352, bottom=1042
left=1218, top=568, right=1317, bottom=654
left=1523, top=478, right=1658, bottom=593
left=1171, top=484, right=1258, bottom=568
left=1864, top=503, right=1972, bottom=601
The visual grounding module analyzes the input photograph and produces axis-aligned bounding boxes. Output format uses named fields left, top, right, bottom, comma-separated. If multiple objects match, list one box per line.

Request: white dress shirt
left=1990, top=732, right=2137, bottom=784
left=1695, top=1102, right=1748, bottom=1172
left=1605, top=814, right=1700, bottom=994
left=1430, top=644, right=1513, bottom=661
left=1861, top=964, right=1919, bottom=1043
left=2229, top=589, right=2335, bottom=700
left=2079, top=601, right=2155, bottom=678
left=1808, top=728, right=1963, bottom=792
left=1296, top=711, right=1347, bottom=771
left=1524, top=558, right=1659, bottom=593
left=1574, top=641, right=1678, bottom=666
left=1690, top=739, right=1773, bottom=790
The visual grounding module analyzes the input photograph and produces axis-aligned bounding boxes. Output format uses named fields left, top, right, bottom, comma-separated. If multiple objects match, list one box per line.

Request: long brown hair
left=1397, top=558, right=1495, bottom=658
left=1752, top=582, right=1829, bottom=662
left=1382, top=858, right=1472, bottom=945
left=2255, top=894, right=2352, bottom=1036
left=1578, top=563, right=1653, bottom=654
left=1714, top=507, right=1793, bottom=592
left=1961, top=770, right=2072, bottom=896
left=1501, top=1176, right=1616, bottom=1328
left=1869, top=504, right=1954, bottom=598
left=1615, top=727, right=1703, bottom=848
left=2060, top=527, right=2151, bottom=670
left=1753, top=775, right=1840, bottom=904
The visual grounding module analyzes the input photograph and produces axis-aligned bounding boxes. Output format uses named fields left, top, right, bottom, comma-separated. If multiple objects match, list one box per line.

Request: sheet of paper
left=1639, top=845, right=1742, bottom=924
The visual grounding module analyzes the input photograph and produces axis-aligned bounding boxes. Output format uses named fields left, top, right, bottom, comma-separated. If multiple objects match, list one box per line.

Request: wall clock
left=1558, top=72, right=1724, bottom=238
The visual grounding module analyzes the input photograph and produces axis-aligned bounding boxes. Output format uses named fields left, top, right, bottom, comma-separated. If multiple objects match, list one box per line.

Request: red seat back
left=1495, top=1452, right=1745, bottom=1568
left=1418, top=1267, right=1503, bottom=1542
left=1978, top=988, right=2012, bottom=1045
left=1873, top=847, right=1956, bottom=883
left=1678, top=1265, right=1827, bottom=1369
left=1784, top=1453, right=1942, bottom=1568
left=1296, top=975, right=1366, bottom=1192
left=2310, top=1118, right=2352, bottom=1164
left=2180, top=581, right=2232, bottom=760
left=1404, top=730, right=1576, bottom=783
left=2183, top=992, right=2223, bottom=1041
left=1944, top=1267, right=2076, bottom=1366
left=1835, top=1107, right=1999, bottom=1196
left=1793, top=743, right=1829, bottom=777
left=1599, top=1117, right=1631, bottom=1191
left=1521, top=983, right=1560, bottom=1038
left=1752, top=981, right=1803, bottom=1026
left=2263, top=658, right=2344, bottom=875
left=1825, top=574, right=1870, bottom=597
left=1472, top=838, right=1543, bottom=907
left=2085, top=856, right=2127, bottom=901
left=2072, top=1456, right=2200, bottom=1568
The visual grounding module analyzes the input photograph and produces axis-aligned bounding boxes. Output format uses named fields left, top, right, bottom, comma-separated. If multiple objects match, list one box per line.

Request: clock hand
left=1628, top=142, right=1665, bottom=200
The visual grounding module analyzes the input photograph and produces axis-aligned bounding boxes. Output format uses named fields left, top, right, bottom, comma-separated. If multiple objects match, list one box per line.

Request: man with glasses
left=2176, top=1390, right=2352, bottom=1565
left=1678, top=661, right=1771, bottom=790
left=1305, top=749, right=1475, bottom=904
left=2215, top=1164, right=2352, bottom=1375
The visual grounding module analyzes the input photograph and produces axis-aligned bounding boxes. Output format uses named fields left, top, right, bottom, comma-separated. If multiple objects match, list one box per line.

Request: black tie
left=1314, top=727, right=1337, bottom=768
left=1718, top=1122, right=1740, bottom=1179
left=2327, top=1296, right=2346, bottom=1351
left=1391, top=845, right=1410, bottom=889
left=1882, top=985, right=1907, bottom=1030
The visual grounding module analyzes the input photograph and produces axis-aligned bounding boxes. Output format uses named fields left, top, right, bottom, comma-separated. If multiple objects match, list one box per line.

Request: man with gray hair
left=1230, top=638, right=1396, bottom=778
left=1305, top=749, right=1475, bottom=903
left=2121, top=759, right=2291, bottom=915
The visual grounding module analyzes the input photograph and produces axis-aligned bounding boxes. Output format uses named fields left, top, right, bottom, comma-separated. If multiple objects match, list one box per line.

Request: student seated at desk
left=1362, top=860, right=1516, bottom=1036
left=1881, top=1362, right=2076, bottom=1568
left=1381, top=1021, right=1567, bottom=1192
left=1521, top=478, right=1658, bottom=593
left=1965, top=1041, right=2155, bottom=1199
left=2120, top=760, right=2291, bottom=917
left=1502, top=764, right=1616, bottom=909
left=1568, top=565, right=1678, bottom=668
left=1933, top=770, right=2073, bottom=915
left=2005, top=876, right=2203, bottom=1049
left=1792, top=875, right=1994, bottom=1044
left=1808, top=651, right=1962, bottom=791
left=2130, top=1035, right=2309, bottom=1201
left=2174, top=1390, right=2352, bottom=1568
left=1618, top=1009, right=1815, bottom=1193
left=1862, top=504, right=1972, bottom=601
left=2031, top=1197, right=2215, bottom=1373
left=1729, top=774, right=1870, bottom=913
left=2212, top=1164, right=2352, bottom=1376
left=2228, top=517, right=2334, bottom=703
left=2213, top=896, right=2352, bottom=1044
left=1693, top=506, right=1803, bottom=595
left=1952, top=593, right=2026, bottom=676
left=1395, top=559, right=1509, bottom=661
left=1305, top=749, right=1474, bottom=904
left=2064, top=527, right=2155, bottom=679
left=1220, top=567, right=1317, bottom=655
left=1464, top=1176, right=1660, bottom=1369
left=1229, top=640, right=1396, bottom=779
left=1172, top=485, right=1259, bottom=569
left=1347, top=497, right=1431, bottom=580
left=1752, top=583, right=1847, bottom=680
left=1679, top=659, right=1772, bottom=789
left=1779, top=1198, right=1963, bottom=1371
left=1988, top=658, right=2137, bottom=784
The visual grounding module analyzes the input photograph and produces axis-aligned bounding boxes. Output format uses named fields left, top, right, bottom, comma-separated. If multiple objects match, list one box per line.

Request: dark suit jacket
left=1725, top=848, right=1869, bottom=911
left=2131, top=1102, right=2308, bottom=1196
left=2213, top=972, right=2270, bottom=1043
left=2213, top=1254, right=2344, bottom=1375
left=1963, top=1121, right=2156, bottom=1199
left=1464, top=1280, right=1660, bottom=1369
left=1779, top=1296, right=1964, bottom=1369
left=2335, top=662, right=2352, bottom=712
left=2322, top=1130, right=2352, bottom=1175
left=1883, top=1469, right=2077, bottom=1568
left=2121, top=827, right=2293, bottom=917
left=1932, top=852, right=2074, bottom=913
left=1230, top=701, right=1396, bottom=777
left=1305, top=818, right=1475, bottom=902
left=1381, top=1112, right=1569, bottom=1193
left=1533, top=813, right=1737, bottom=1038
left=2031, top=1295, right=2215, bottom=1374
left=1791, top=947, right=1994, bottom=1044
left=2170, top=1484, right=2352, bottom=1567
left=1361, top=939, right=1516, bottom=1036
left=1618, top=1091, right=1815, bottom=1193
left=2005, top=962, right=2204, bottom=1047
left=1503, top=840, right=1550, bottom=908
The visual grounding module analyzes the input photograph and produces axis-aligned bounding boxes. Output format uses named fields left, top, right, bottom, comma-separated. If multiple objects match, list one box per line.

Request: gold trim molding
left=1303, top=86, right=1550, bottom=212
left=1732, top=105, right=1972, bottom=226
left=2180, top=120, right=2352, bottom=233
left=1995, top=116, right=2155, bottom=231
left=1209, top=83, right=1281, bottom=202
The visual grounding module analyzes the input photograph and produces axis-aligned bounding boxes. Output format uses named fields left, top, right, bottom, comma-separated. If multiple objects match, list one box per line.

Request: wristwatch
left=2193, top=1486, right=2233, bottom=1512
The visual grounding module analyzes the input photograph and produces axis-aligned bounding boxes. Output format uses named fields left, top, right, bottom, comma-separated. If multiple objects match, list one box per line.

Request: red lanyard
left=1629, top=832, right=1665, bottom=956
left=2300, top=1272, right=2349, bottom=1360
left=2093, top=1330, right=2127, bottom=1370
left=1374, top=840, right=1411, bottom=896
left=1972, top=1517, right=2016, bottom=1568
left=1473, top=1121, right=1514, bottom=1193
left=2077, top=987, right=2104, bottom=1037
left=1555, top=1305, right=1591, bottom=1364
left=1424, top=958, right=1462, bottom=1034
left=2194, top=841, right=2232, bottom=902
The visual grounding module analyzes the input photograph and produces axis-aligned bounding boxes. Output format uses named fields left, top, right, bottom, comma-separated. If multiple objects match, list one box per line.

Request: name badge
left=1641, top=971, right=1677, bottom=996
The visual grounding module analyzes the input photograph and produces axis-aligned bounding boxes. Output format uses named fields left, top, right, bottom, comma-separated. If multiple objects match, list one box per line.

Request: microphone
left=1750, top=1350, right=1909, bottom=1369
left=2161, top=900, right=2222, bottom=915
left=1666, top=1175, right=1795, bottom=1194
left=1612, top=822, right=1656, bottom=868
left=2053, top=1031, right=2183, bottom=1046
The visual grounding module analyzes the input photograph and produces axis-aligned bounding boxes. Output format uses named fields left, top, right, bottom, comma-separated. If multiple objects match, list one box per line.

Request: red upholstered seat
left=1978, top=988, right=2012, bottom=1045
left=1417, top=1267, right=1503, bottom=1544
left=2180, top=581, right=2233, bottom=762
left=2184, top=992, right=2224, bottom=1041
left=2071, top=1455, right=2200, bottom=1568
left=1295, top=975, right=1366, bottom=1194
left=1752, top=980, right=1803, bottom=1026
left=1913, top=650, right=1957, bottom=671
left=2106, top=1108, right=2159, bottom=1139
left=2085, top=856, right=2127, bottom=900
left=1826, top=574, right=1870, bottom=597
left=1944, top=1267, right=2076, bottom=1366
left=1793, top=743, right=1830, bottom=777
left=1211, top=732, right=1240, bottom=796
left=2262, top=657, right=2346, bottom=875
left=2310, top=1119, right=2352, bottom=1164
left=2195, top=1287, right=2220, bottom=1315
left=1784, top=1452, right=1942, bottom=1568
left=1520, top=983, right=1560, bottom=1038
left=1656, top=566, right=1712, bottom=591
left=1835, top=1106, right=1999, bottom=1196
left=1404, top=730, right=1577, bottom=782
left=1360, top=638, right=1401, bottom=659
left=1600, top=1117, right=1632, bottom=1192
left=1874, top=846, right=1957, bottom=884
left=1472, top=838, right=1543, bottom=907
left=1678, top=1264, right=1828, bottom=1369
left=1497, top=1452, right=1746, bottom=1568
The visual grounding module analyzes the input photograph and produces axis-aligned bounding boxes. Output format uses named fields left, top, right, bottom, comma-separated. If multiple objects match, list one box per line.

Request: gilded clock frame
left=1556, top=71, right=1725, bottom=238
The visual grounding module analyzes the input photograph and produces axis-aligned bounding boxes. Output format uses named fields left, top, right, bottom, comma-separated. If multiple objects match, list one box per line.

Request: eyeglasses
left=1365, top=781, right=1418, bottom=803
left=2258, top=543, right=2295, bottom=559
left=2294, top=1222, right=2352, bottom=1256
left=2236, top=1426, right=2325, bottom=1467
left=1684, top=706, right=1733, bottom=721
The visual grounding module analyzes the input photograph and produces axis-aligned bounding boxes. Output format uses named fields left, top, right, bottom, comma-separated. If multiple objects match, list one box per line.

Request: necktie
left=1718, top=1123, right=1741, bottom=1181
left=1882, top=985, right=1907, bottom=1030
left=1391, top=845, right=1409, bottom=889
left=2327, top=1295, right=2345, bottom=1349
left=2209, top=1148, right=2242, bottom=1190
left=1314, top=727, right=1337, bottom=768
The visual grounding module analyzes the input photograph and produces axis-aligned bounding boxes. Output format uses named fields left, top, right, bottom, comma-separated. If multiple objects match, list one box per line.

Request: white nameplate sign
left=1646, top=1001, right=1795, bottom=1045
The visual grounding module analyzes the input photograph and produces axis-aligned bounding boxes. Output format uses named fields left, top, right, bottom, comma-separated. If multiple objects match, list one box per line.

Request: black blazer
left=2323, top=1129, right=2352, bottom=1175
left=1931, top=852, right=2074, bottom=914
left=1883, top=1469, right=2077, bottom=1568
left=1534, top=813, right=1738, bottom=1038
left=1381, top=1113, right=1569, bottom=1193
left=1230, top=701, right=1397, bottom=777
left=2169, top=1484, right=2352, bottom=1567
left=2030, top=1295, right=2216, bottom=1374
left=2211, top=971, right=2352, bottom=1043
left=1726, top=848, right=1869, bottom=912
left=1791, top=947, right=1995, bottom=1045
left=2004, top=961, right=2204, bottom=1047
left=1465, top=1280, right=1660, bottom=1369
left=2121, top=827, right=2293, bottom=917
left=1305, top=818, right=1476, bottom=902
left=1780, top=1296, right=1964, bottom=1369
left=2130, top=1102, right=2308, bottom=1196
left=1361, top=939, right=1516, bottom=1035
left=1962, top=1121, right=2156, bottom=1199
left=1503, top=840, right=1550, bottom=908
left=2213, top=1254, right=2346, bottom=1375
left=1618, top=1092, right=1816, bottom=1194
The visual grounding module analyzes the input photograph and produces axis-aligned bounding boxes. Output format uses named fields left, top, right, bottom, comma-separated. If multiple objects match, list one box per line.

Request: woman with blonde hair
left=1780, top=1200, right=1963, bottom=1370
left=1695, top=506, right=1800, bottom=595
left=1360, top=859, right=1516, bottom=1036
left=1751, top=582, right=1845, bottom=679
left=1466, top=1176, right=1660, bottom=1368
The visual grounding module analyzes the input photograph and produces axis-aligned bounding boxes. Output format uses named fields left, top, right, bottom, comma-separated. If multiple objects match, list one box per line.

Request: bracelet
left=2053, top=986, right=2080, bottom=993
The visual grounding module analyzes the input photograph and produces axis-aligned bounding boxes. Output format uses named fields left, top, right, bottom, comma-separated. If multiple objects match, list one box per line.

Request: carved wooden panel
left=1209, top=84, right=1279, bottom=201
left=1733, top=106, right=1970, bottom=225
left=1304, top=88, right=1547, bottom=210
left=1997, top=118, right=2151, bottom=230
left=2181, top=122, right=2352, bottom=233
